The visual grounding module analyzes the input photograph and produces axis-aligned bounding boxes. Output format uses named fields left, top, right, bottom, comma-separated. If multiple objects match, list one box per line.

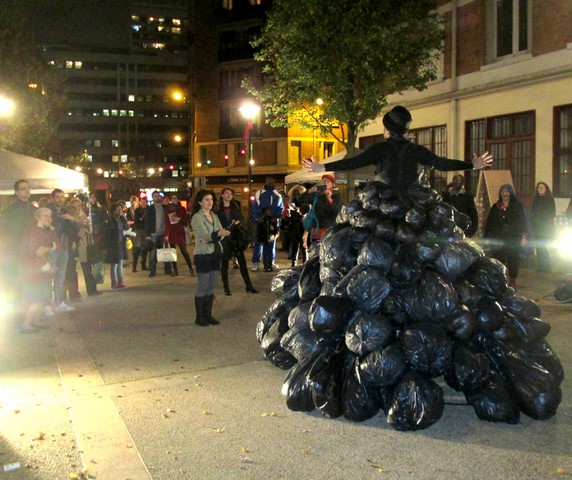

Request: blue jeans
left=252, top=237, right=276, bottom=264
left=110, top=262, right=124, bottom=285
left=54, top=249, right=69, bottom=304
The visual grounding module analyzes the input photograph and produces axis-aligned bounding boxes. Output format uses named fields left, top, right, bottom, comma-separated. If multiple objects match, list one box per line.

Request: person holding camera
left=301, top=174, right=342, bottom=245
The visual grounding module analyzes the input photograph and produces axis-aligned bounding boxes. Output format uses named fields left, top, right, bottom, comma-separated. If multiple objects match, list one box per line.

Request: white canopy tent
left=0, top=149, right=89, bottom=195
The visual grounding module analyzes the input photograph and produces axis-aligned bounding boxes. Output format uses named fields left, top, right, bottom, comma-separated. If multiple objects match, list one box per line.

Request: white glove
left=123, top=228, right=137, bottom=237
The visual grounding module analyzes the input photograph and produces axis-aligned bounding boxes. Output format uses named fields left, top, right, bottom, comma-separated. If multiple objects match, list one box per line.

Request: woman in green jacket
left=190, top=189, right=231, bottom=326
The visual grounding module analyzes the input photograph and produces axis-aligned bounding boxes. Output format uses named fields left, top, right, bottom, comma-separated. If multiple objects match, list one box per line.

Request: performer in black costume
left=303, top=105, right=492, bottom=187
left=257, top=105, right=563, bottom=431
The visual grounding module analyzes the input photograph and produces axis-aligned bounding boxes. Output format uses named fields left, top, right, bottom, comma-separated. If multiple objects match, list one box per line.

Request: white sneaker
left=57, top=302, right=75, bottom=312
left=272, top=262, right=280, bottom=269
left=251, top=263, right=260, bottom=271
left=43, top=306, right=54, bottom=317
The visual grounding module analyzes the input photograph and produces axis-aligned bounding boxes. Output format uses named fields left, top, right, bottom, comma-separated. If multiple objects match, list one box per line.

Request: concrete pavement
left=0, top=251, right=571, bottom=479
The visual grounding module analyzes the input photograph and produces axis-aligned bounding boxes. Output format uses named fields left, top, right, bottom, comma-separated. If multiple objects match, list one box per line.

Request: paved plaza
left=0, top=250, right=571, bottom=479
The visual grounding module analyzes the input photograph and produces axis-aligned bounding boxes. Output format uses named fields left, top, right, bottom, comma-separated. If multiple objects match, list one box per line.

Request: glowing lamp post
left=239, top=102, right=260, bottom=210
left=0, top=95, right=15, bottom=118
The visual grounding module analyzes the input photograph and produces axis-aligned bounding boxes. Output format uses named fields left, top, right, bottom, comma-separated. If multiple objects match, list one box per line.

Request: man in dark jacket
left=442, top=174, right=479, bottom=237
left=145, top=191, right=170, bottom=277
left=249, top=177, right=284, bottom=271
left=0, top=179, right=36, bottom=317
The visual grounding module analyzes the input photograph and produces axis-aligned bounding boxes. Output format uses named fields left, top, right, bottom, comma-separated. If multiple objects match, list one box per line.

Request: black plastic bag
left=257, top=298, right=294, bottom=343
left=260, top=319, right=298, bottom=370
left=475, top=297, right=505, bottom=333
left=342, top=356, right=380, bottom=422
left=387, top=251, right=424, bottom=288
left=350, top=227, right=371, bottom=247
left=445, top=304, right=477, bottom=341
left=319, top=225, right=357, bottom=272
left=400, top=323, right=453, bottom=377
left=465, top=370, right=520, bottom=424
left=334, top=265, right=392, bottom=313
left=309, top=295, right=354, bottom=336
left=374, top=218, right=396, bottom=241
left=271, top=267, right=301, bottom=302
left=404, top=206, right=428, bottom=232
left=298, top=255, right=322, bottom=302
left=351, top=210, right=384, bottom=230
left=308, top=345, right=347, bottom=418
left=282, top=350, right=322, bottom=412
left=407, top=185, right=439, bottom=209
left=444, top=343, right=490, bottom=392
left=403, top=271, right=458, bottom=322
left=520, top=341, right=564, bottom=386
left=505, top=312, right=551, bottom=344
left=381, top=294, right=410, bottom=327
left=359, top=343, right=408, bottom=389
left=319, top=266, right=343, bottom=297
left=484, top=338, right=562, bottom=420
left=427, top=201, right=455, bottom=228
left=287, top=301, right=312, bottom=328
left=280, top=323, right=322, bottom=361
left=468, top=257, right=508, bottom=298
left=414, top=241, right=441, bottom=263
left=501, top=296, right=542, bottom=320
left=378, top=199, right=408, bottom=219
left=356, top=236, right=394, bottom=273
left=434, top=241, right=483, bottom=280
left=387, top=372, right=444, bottom=431
left=454, top=279, right=482, bottom=308
left=359, top=183, right=382, bottom=211
left=345, top=311, right=394, bottom=356
left=394, top=222, right=418, bottom=244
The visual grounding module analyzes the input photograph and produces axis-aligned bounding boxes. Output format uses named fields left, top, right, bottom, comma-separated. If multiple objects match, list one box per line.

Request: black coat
left=300, top=190, right=342, bottom=230
left=214, top=199, right=248, bottom=257
left=484, top=200, right=527, bottom=246
left=102, top=216, right=127, bottom=264
left=531, top=195, right=556, bottom=241
left=442, top=190, right=479, bottom=237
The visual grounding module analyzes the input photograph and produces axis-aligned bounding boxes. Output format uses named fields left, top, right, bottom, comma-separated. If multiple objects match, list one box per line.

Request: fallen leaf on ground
left=556, top=468, right=567, bottom=475
left=33, top=432, right=45, bottom=441
left=301, top=449, right=311, bottom=455
left=212, top=427, right=225, bottom=433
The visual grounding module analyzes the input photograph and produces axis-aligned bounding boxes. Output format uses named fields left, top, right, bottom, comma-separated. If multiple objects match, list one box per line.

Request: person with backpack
left=301, top=174, right=341, bottom=245
left=302, top=105, right=492, bottom=188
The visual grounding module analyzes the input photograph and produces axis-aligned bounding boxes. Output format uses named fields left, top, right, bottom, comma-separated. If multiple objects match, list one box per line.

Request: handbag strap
left=163, top=240, right=171, bottom=248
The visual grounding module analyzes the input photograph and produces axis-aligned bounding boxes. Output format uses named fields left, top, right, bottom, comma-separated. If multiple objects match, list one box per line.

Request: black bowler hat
left=382, top=106, right=412, bottom=135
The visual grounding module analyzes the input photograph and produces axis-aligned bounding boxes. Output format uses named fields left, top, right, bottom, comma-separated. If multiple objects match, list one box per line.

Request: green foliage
left=244, top=0, right=444, bottom=150
left=0, top=1, right=65, bottom=158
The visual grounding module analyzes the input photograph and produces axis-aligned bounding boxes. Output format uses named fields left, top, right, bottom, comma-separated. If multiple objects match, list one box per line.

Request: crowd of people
left=0, top=107, right=566, bottom=333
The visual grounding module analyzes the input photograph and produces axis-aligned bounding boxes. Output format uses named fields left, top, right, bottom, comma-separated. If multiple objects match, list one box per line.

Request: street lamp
left=0, top=95, right=15, bottom=118
left=239, top=102, right=260, bottom=209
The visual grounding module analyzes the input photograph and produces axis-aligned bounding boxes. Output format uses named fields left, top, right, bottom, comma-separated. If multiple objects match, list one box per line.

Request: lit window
left=132, top=25, right=141, bottom=32
left=172, top=170, right=179, bottom=177
left=120, top=109, right=127, bottom=116
left=121, top=155, right=128, bottom=163
left=173, top=18, right=181, bottom=26
left=111, top=109, right=118, bottom=116
left=131, top=15, right=139, bottom=22
left=65, top=60, right=73, bottom=68
left=158, top=17, right=164, bottom=24
left=103, top=109, right=110, bottom=116
left=158, top=26, right=164, bottom=32
left=85, top=140, right=93, bottom=147
left=112, top=155, right=119, bottom=163
left=148, top=16, right=154, bottom=23
left=86, top=155, right=93, bottom=162
left=103, top=171, right=110, bottom=178
left=74, top=61, right=82, bottom=69
left=48, top=60, right=55, bottom=66
left=128, top=95, right=135, bottom=102
left=112, top=140, right=119, bottom=147
left=94, top=140, right=101, bottom=147
left=172, top=27, right=180, bottom=34
left=129, top=110, right=134, bottom=117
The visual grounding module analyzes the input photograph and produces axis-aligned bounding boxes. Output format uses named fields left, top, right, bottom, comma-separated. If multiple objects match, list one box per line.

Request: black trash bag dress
left=256, top=164, right=562, bottom=432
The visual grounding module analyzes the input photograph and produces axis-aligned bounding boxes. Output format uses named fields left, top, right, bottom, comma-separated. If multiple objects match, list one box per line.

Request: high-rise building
left=27, top=0, right=191, bottom=194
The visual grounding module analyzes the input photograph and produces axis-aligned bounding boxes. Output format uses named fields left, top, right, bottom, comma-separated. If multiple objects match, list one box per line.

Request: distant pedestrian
left=250, top=177, right=284, bottom=271
left=484, top=184, right=528, bottom=289
left=164, top=193, right=195, bottom=277
left=530, top=182, right=556, bottom=272
left=286, top=185, right=307, bottom=267
left=214, top=187, right=258, bottom=295
left=257, top=207, right=280, bottom=272
left=102, top=203, right=129, bottom=289
left=190, top=190, right=230, bottom=326
left=301, top=173, right=342, bottom=244
left=442, top=173, right=479, bottom=237
left=145, top=191, right=171, bottom=277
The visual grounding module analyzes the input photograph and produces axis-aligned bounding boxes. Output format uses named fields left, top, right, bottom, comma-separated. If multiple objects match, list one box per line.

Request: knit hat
left=382, top=106, right=412, bottom=135
left=321, top=174, right=336, bottom=185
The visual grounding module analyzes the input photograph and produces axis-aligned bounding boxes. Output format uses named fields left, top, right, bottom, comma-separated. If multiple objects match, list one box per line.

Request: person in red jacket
left=164, top=193, right=195, bottom=277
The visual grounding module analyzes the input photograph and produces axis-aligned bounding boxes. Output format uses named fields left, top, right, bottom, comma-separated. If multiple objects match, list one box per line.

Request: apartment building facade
left=358, top=0, right=572, bottom=216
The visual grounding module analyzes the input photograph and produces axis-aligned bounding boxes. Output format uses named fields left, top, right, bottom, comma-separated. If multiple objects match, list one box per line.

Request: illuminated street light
left=174, top=134, right=182, bottom=143
left=239, top=102, right=260, bottom=212
left=74, top=166, right=82, bottom=172
left=171, top=90, right=184, bottom=102
left=0, top=95, right=15, bottom=117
